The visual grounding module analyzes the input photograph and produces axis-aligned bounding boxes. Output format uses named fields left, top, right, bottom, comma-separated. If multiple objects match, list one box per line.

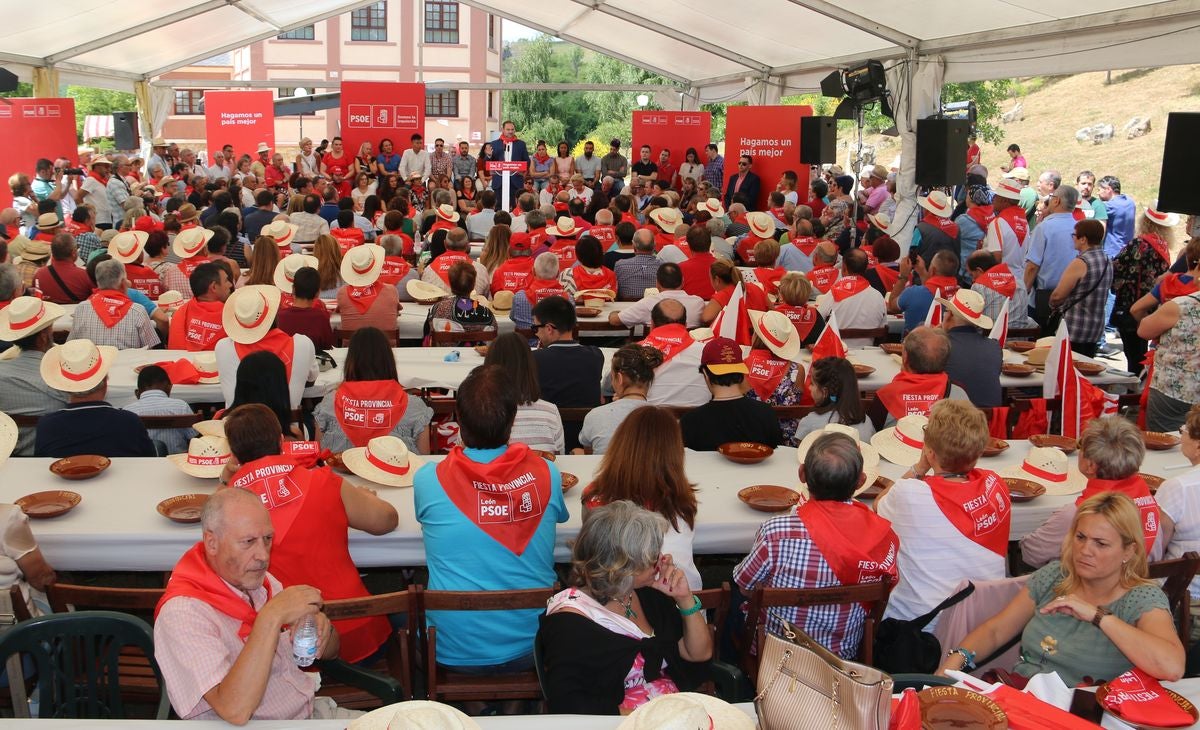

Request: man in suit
left=723, top=154, right=762, bottom=211
left=489, top=120, right=530, bottom=211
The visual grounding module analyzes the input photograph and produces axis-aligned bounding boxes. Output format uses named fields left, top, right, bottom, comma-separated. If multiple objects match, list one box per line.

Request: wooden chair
left=1006, top=326, right=1042, bottom=341
left=9, top=414, right=38, bottom=428
left=840, top=327, right=888, bottom=345
left=335, top=328, right=399, bottom=347
left=416, top=585, right=557, bottom=703
left=429, top=329, right=498, bottom=347
left=321, top=587, right=416, bottom=706
left=139, top=413, right=205, bottom=430
left=1148, top=552, right=1200, bottom=647
left=556, top=406, right=594, bottom=429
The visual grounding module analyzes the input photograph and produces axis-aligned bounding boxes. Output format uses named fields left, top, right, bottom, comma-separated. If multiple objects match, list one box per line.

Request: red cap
left=133, top=215, right=162, bottom=233
left=700, top=336, right=748, bottom=375
left=509, top=232, right=531, bottom=254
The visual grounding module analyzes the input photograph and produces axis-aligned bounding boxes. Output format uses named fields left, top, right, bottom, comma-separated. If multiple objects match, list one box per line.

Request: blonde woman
left=479, top=223, right=512, bottom=273
left=311, top=234, right=344, bottom=297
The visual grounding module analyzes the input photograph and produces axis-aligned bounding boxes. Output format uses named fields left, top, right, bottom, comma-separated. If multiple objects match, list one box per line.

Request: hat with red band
left=748, top=310, right=802, bottom=361
left=222, top=285, right=282, bottom=344
left=871, top=414, right=928, bottom=466
left=1145, top=200, right=1180, bottom=229
left=938, top=289, right=993, bottom=330
left=340, top=244, right=385, bottom=287
left=341, top=435, right=425, bottom=488
left=167, top=435, right=232, bottom=479
left=1002, top=446, right=1086, bottom=495
left=918, top=190, right=954, bottom=219
left=40, top=339, right=117, bottom=393
left=0, top=296, right=65, bottom=342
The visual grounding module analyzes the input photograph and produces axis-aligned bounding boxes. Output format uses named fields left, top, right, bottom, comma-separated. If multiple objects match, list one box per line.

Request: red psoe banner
left=204, top=90, right=275, bottom=162
left=631, top=111, right=712, bottom=186
left=340, top=82, right=425, bottom=161
left=0, top=98, right=78, bottom=208
left=723, top=105, right=812, bottom=211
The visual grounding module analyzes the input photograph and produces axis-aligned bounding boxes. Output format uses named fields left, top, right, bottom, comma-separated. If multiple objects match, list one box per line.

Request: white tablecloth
left=6, top=441, right=1190, bottom=573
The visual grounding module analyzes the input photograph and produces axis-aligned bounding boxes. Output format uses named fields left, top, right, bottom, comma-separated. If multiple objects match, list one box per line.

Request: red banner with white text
left=204, top=90, right=275, bottom=163
left=0, top=98, right=78, bottom=208
left=631, top=111, right=712, bottom=188
left=723, top=105, right=812, bottom=211
left=339, top=82, right=426, bottom=162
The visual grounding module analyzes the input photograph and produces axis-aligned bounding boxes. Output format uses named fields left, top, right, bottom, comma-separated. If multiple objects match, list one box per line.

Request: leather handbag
left=754, top=618, right=893, bottom=730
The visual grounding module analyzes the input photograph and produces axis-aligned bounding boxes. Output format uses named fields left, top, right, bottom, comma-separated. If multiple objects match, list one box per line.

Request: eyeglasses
left=531, top=322, right=550, bottom=332
left=738, top=161, right=750, bottom=167
left=435, top=143, right=443, bottom=147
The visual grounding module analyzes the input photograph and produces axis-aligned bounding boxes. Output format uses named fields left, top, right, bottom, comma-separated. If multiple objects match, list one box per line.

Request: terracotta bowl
left=49, top=455, right=111, bottom=481
left=1075, top=360, right=1106, bottom=376
left=738, top=485, right=801, bottom=512
left=717, top=442, right=774, bottom=464
left=575, top=307, right=602, bottom=318
left=1029, top=434, right=1078, bottom=454
left=981, top=438, right=1010, bottom=457
left=880, top=343, right=904, bottom=356
left=1143, top=431, right=1181, bottom=451
left=560, top=472, right=579, bottom=493
left=1003, top=477, right=1046, bottom=502
left=852, top=363, right=876, bottom=378
left=1007, top=340, right=1037, bottom=353
left=157, top=494, right=209, bottom=524
left=16, top=490, right=81, bottom=519
left=857, top=475, right=893, bottom=500
left=1001, top=363, right=1036, bottom=377
left=1142, top=473, right=1165, bottom=493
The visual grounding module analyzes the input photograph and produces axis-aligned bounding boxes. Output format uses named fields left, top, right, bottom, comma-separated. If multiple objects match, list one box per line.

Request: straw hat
left=491, top=290, right=514, bottom=311
left=349, top=700, right=481, bottom=730
left=616, top=693, right=754, bottom=730
left=749, top=310, right=802, bottom=361
left=88, top=156, right=112, bottom=169
left=273, top=254, right=319, bottom=293
left=549, top=216, right=578, bottom=238
left=156, top=290, right=184, bottom=313
left=575, top=288, right=616, bottom=302
left=194, top=352, right=220, bottom=384
left=796, top=423, right=880, bottom=496
left=689, top=326, right=714, bottom=342
left=256, top=142, right=270, bottom=154
left=40, top=339, right=117, bottom=393
left=342, top=436, right=425, bottom=488
left=0, top=412, right=17, bottom=468
left=107, top=230, right=149, bottom=264
left=340, top=244, right=386, bottom=287
left=1007, top=167, right=1031, bottom=182
left=1002, top=446, right=1087, bottom=495
left=406, top=279, right=450, bottom=302
left=151, top=137, right=167, bottom=147
left=746, top=211, right=775, bottom=238
left=871, top=414, right=929, bottom=466
left=222, top=285, right=282, bottom=345
left=176, top=203, right=201, bottom=224
left=1146, top=201, right=1180, bottom=228
left=263, top=220, right=300, bottom=249
left=992, top=178, right=1023, bottom=201
left=696, top=198, right=725, bottom=218
left=434, top=204, right=460, bottom=223
left=0, top=296, right=64, bottom=341
left=918, top=190, right=954, bottom=218
left=866, top=212, right=891, bottom=232
left=172, top=227, right=214, bottom=259
left=36, top=212, right=62, bottom=231
left=649, top=207, right=682, bottom=231
left=938, top=289, right=994, bottom=330
left=167, top=435, right=232, bottom=479
left=193, top=418, right=226, bottom=439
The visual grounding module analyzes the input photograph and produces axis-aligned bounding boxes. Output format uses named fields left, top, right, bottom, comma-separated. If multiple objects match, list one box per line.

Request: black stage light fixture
left=833, top=60, right=893, bottom=120
left=819, top=70, right=845, bottom=99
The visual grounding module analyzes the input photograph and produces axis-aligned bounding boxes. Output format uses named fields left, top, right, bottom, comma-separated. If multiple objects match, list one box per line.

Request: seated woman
left=581, top=406, right=701, bottom=589
left=699, top=260, right=768, bottom=326
left=337, top=243, right=400, bottom=336
left=771, top=272, right=825, bottom=345
left=424, top=261, right=496, bottom=343
left=875, top=400, right=1011, bottom=629
left=794, top=356, right=874, bottom=443
left=936, top=492, right=1184, bottom=686
left=744, top=310, right=806, bottom=446
left=1021, top=416, right=1160, bottom=569
left=312, top=234, right=345, bottom=298
left=561, top=235, right=617, bottom=298
left=577, top=343, right=659, bottom=455
left=751, top=240, right=786, bottom=299
left=538, top=501, right=712, bottom=715
left=224, top=351, right=304, bottom=439
left=222, top=403, right=399, bottom=664
left=483, top=333, right=564, bottom=453
left=314, top=326, right=433, bottom=454
left=1155, top=405, right=1200, bottom=602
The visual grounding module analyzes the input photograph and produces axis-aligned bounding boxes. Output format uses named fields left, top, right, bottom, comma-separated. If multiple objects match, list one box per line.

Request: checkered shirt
left=67, top=299, right=160, bottom=350
left=613, top=254, right=661, bottom=301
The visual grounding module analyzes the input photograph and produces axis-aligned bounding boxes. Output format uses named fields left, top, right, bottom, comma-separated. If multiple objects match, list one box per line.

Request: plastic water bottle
left=292, top=615, right=318, bottom=667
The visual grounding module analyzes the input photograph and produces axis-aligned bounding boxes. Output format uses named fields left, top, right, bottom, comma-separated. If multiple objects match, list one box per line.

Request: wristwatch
left=1092, top=605, right=1112, bottom=628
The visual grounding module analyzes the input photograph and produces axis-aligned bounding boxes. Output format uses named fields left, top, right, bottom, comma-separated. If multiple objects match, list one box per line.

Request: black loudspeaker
left=0, top=68, right=17, bottom=93
left=800, top=116, right=836, bottom=164
left=916, top=118, right=971, bottom=187
left=1158, top=112, right=1200, bottom=215
left=113, top=111, right=139, bottom=150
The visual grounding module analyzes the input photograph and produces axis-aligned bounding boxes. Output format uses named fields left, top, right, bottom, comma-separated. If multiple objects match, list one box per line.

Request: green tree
left=68, top=85, right=136, bottom=140
left=0, top=82, right=34, bottom=98
left=943, top=80, right=1012, bottom=144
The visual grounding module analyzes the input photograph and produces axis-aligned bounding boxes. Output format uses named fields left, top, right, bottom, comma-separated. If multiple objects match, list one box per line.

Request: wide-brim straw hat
left=0, top=412, right=17, bottom=468
left=749, top=309, right=802, bottom=361
left=176, top=203, right=200, bottom=224
left=575, top=288, right=616, bottom=302
left=649, top=207, right=682, bottom=231
left=36, top=212, right=62, bottom=231
left=0, top=296, right=64, bottom=341
left=938, top=289, right=993, bottom=330
left=866, top=212, right=891, bottom=232
left=993, top=178, right=1023, bottom=201
left=194, top=352, right=220, bottom=384
left=340, top=244, right=386, bottom=287
left=918, top=190, right=954, bottom=218
left=406, top=279, right=450, bottom=302
left=88, top=156, right=112, bottom=169
left=193, top=419, right=226, bottom=439
left=697, top=198, right=725, bottom=217
left=341, top=436, right=425, bottom=488
left=1146, top=201, right=1180, bottom=228
left=40, top=339, right=117, bottom=393
left=156, top=290, right=184, bottom=312
left=616, top=692, right=755, bottom=730
left=1002, top=446, right=1087, bottom=496
left=491, top=290, right=514, bottom=311
left=222, top=285, right=282, bottom=345
left=256, top=142, right=271, bottom=154
left=263, top=220, right=300, bottom=248
left=871, top=414, right=929, bottom=466
left=549, top=217, right=578, bottom=238
left=796, top=423, right=880, bottom=496
left=435, top=204, right=460, bottom=223
left=1007, top=166, right=1031, bottom=181
left=746, top=211, right=775, bottom=238
left=172, top=227, right=214, bottom=259
left=166, top=435, right=232, bottom=479
left=273, top=254, right=319, bottom=294
left=108, top=230, right=149, bottom=264
left=350, top=700, right=481, bottom=730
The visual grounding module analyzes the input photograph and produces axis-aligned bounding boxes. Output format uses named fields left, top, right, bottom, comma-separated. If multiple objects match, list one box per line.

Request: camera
left=64, top=167, right=85, bottom=176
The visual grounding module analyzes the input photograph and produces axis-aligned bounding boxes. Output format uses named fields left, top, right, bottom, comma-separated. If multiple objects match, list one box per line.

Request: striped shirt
left=123, top=389, right=196, bottom=454
left=0, top=350, right=69, bottom=455
left=67, top=299, right=160, bottom=350
left=509, top=400, right=565, bottom=454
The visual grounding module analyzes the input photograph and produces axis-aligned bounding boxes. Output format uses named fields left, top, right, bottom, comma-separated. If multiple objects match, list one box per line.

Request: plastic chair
left=0, top=610, right=169, bottom=719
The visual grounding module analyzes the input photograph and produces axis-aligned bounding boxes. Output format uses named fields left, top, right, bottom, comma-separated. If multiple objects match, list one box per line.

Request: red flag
left=988, top=298, right=1010, bottom=348
left=810, top=310, right=847, bottom=362
left=923, top=287, right=943, bottom=327
left=712, top=282, right=753, bottom=346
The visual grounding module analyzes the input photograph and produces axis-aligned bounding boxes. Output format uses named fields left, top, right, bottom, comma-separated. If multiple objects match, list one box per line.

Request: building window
left=351, top=2, right=387, bottom=41
left=425, top=1, right=459, bottom=44
left=487, top=90, right=494, bottom=119
left=488, top=14, right=496, bottom=50
left=426, top=90, right=459, bottom=118
left=174, top=90, right=205, bottom=115
left=277, top=25, right=314, bottom=40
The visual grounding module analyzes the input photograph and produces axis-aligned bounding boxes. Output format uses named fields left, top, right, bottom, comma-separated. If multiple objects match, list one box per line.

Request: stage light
left=828, top=60, right=893, bottom=120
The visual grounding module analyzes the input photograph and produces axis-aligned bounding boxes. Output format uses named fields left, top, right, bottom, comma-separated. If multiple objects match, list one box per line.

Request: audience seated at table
left=862, top=228, right=902, bottom=295
left=867, top=326, right=968, bottom=431
left=483, top=332, right=565, bottom=454
left=561, top=235, right=616, bottom=298
left=611, top=262, right=704, bottom=329
left=875, top=402, right=1010, bottom=631
left=487, top=226, right=535, bottom=295
left=511, top=253, right=567, bottom=330
left=123, top=364, right=196, bottom=455
left=67, top=259, right=160, bottom=349
left=107, top=230, right=165, bottom=301
left=889, top=250, right=961, bottom=335
left=578, top=343, right=658, bottom=455
left=243, top=234, right=281, bottom=287
left=424, top=261, right=496, bottom=342
left=675, top=225, right=718, bottom=301
left=422, top=227, right=489, bottom=298
left=966, top=249, right=1031, bottom=328
left=313, top=326, right=433, bottom=454
left=539, top=501, right=711, bottom=715
left=35, top=338, right=155, bottom=458
left=750, top=239, right=786, bottom=299
left=613, top=228, right=660, bottom=301
left=0, top=411, right=56, bottom=617
left=940, top=289, right=1003, bottom=407
left=275, top=267, right=334, bottom=351
left=34, top=231, right=94, bottom=305
left=814, top=249, right=886, bottom=347
left=311, top=234, right=344, bottom=298
left=744, top=310, right=806, bottom=445
left=1021, top=416, right=1161, bottom=568
left=221, top=351, right=306, bottom=443
left=155, top=488, right=360, bottom=722
left=700, top=260, right=768, bottom=326
left=936, top=492, right=1183, bottom=686
left=215, top=284, right=317, bottom=409
left=221, top=403, right=398, bottom=663
left=680, top=336, right=782, bottom=452
left=1156, top=406, right=1200, bottom=606
left=167, top=262, right=232, bottom=351
left=771, top=272, right=825, bottom=344
left=529, top=296, right=603, bottom=451
left=413, top=364, right=567, bottom=677
left=0, top=296, right=68, bottom=456
left=734, top=430, right=898, bottom=658
left=794, top=357, right=874, bottom=444
left=376, top=234, right=419, bottom=299
left=336, top=243, right=400, bottom=336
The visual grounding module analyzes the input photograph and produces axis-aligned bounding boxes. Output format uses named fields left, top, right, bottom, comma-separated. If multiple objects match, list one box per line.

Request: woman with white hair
left=511, top=252, right=566, bottom=331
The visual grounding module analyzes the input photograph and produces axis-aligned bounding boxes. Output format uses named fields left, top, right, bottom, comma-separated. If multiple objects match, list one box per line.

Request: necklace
left=614, top=593, right=637, bottom=620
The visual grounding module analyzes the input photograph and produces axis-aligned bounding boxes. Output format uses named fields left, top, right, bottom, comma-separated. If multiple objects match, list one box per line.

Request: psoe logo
left=347, top=105, right=372, bottom=128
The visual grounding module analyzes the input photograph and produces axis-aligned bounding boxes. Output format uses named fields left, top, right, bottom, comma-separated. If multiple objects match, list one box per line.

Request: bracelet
left=1092, top=605, right=1112, bottom=628
left=947, top=647, right=976, bottom=670
left=678, top=595, right=704, bottom=616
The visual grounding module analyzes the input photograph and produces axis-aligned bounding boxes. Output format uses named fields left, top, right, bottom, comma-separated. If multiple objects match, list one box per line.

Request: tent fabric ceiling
left=0, top=0, right=1197, bottom=94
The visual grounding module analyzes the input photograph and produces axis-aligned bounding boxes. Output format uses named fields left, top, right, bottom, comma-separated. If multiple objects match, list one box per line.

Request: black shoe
left=1097, top=349, right=1123, bottom=361
left=1097, top=342, right=1122, bottom=356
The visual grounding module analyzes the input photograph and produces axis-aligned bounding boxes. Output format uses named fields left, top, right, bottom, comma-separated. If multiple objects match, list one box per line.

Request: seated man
left=531, top=296, right=603, bottom=451
left=867, top=325, right=968, bottom=431
left=413, top=364, right=567, bottom=673
left=35, top=338, right=156, bottom=457
left=421, top=227, right=489, bottom=297
left=215, top=285, right=317, bottom=409
left=940, top=289, right=1003, bottom=407
left=168, top=262, right=233, bottom=351
left=490, top=234, right=535, bottom=295
left=34, top=232, right=95, bottom=305
left=276, top=268, right=335, bottom=351
left=675, top=224, right=718, bottom=300
left=66, top=259, right=159, bottom=350
left=889, top=249, right=960, bottom=335
left=610, top=262, right=704, bottom=329
left=155, top=488, right=356, bottom=722
left=641, top=299, right=709, bottom=408
left=734, top=430, right=899, bottom=658
left=680, top=336, right=783, bottom=451
left=123, top=364, right=196, bottom=455
left=0, top=296, right=69, bottom=455
left=612, top=228, right=660, bottom=301
left=511, top=253, right=567, bottom=331
left=806, top=240, right=841, bottom=295
left=815, top=248, right=886, bottom=346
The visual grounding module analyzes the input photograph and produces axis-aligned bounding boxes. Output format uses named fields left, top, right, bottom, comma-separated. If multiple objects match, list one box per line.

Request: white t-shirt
left=814, top=286, right=887, bottom=346
left=567, top=187, right=593, bottom=203
left=618, top=290, right=705, bottom=329
left=647, top=342, right=710, bottom=408
left=214, top=333, right=317, bottom=409
left=1154, top=465, right=1200, bottom=599
left=80, top=176, right=112, bottom=223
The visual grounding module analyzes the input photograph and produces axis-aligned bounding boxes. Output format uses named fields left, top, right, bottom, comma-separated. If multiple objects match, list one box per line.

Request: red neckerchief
left=379, top=256, right=412, bottom=285
left=808, top=265, right=839, bottom=294
left=334, top=380, right=410, bottom=447
left=754, top=267, right=786, bottom=296
left=0, top=298, right=10, bottom=311
left=571, top=266, right=615, bottom=292
left=923, top=275, right=960, bottom=298
left=281, top=440, right=321, bottom=469
left=34, top=231, right=56, bottom=242
left=589, top=225, right=616, bottom=247
left=435, top=444, right=552, bottom=555
left=745, top=349, right=792, bottom=400
left=525, top=277, right=568, bottom=304
left=640, top=323, right=693, bottom=364
left=736, top=235, right=770, bottom=263
left=620, top=213, right=638, bottom=226
left=861, top=245, right=879, bottom=266
left=345, top=283, right=381, bottom=314
left=384, top=229, right=414, bottom=255
left=874, top=264, right=900, bottom=291
left=125, top=264, right=164, bottom=299
left=492, top=257, right=534, bottom=293
left=551, top=243, right=577, bottom=268
left=430, top=219, right=456, bottom=234
left=234, top=328, right=296, bottom=380
left=87, top=169, right=108, bottom=186
left=155, top=542, right=272, bottom=640
left=922, top=213, right=959, bottom=239
left=876, top=371, right=948, bottom=419
left=830, top=275, right=870, bottom=302
left=1078, top=475, right=1159, bottom=553
left=974, top=264, right=1016, bottom=298
left=89, top=289, right=133, bottom=328
left=501, top=132, right=517, bottom=143
left=179, top=298, right=226, bottom=351
left=966, top=205, right=996, bottom=233
left=533, top=150, right=551, bottom=163
left=1100, top=669, right=1195, bottom=725
left=177, top=255, right=209, bottom=280
left=431, top=251, right=471, bottom=284
left=1141, top=234, right=1170, bottom=265
left=230, top=455, right=311, bottom=543
left=797, top=500, right=898, bottom=608
left=773, top=304, right=820, bottom=341
left=996, top=206, right=1029, bottom=247
left=769, top=205, right=786, bottom=220
left=331, top=227, right=364, bottom=254
left=924, top=469, right=1011, bottom=558
left=1159, top=273, right=1199, bottom=302
left=653, top=229, right=677, bottom=252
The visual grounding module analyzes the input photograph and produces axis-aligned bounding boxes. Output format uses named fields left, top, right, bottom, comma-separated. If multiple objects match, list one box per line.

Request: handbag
left=1044, top=256, right=1110, bottom=336
left=755, top=618, right=892, bottom=730
left=873, top=582, right=975, bottom=674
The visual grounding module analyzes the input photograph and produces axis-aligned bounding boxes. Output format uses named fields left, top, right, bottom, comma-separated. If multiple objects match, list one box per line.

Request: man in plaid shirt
left=733, top=431, right=899, bottom=659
